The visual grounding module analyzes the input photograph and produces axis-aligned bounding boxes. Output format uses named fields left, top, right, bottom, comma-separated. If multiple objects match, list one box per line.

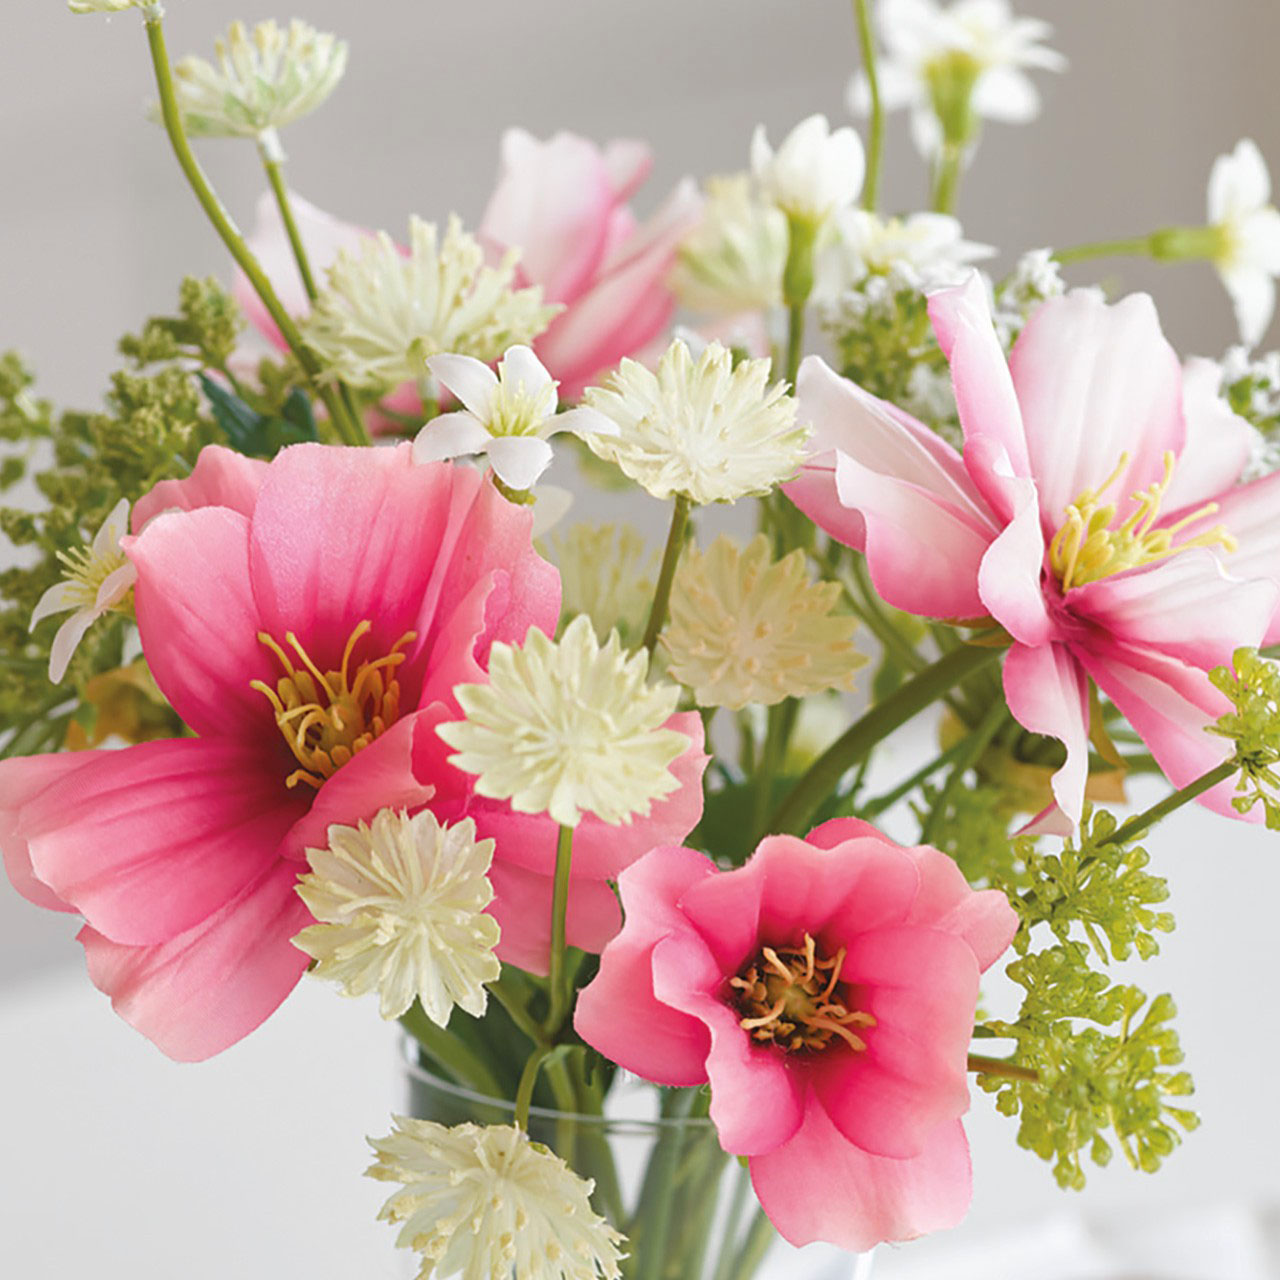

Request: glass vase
left=401, top=1039, right=874, bottom=1280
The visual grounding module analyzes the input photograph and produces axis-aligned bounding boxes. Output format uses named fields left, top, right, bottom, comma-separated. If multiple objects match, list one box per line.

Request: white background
left=3, top=2, right=1280, bottom=1276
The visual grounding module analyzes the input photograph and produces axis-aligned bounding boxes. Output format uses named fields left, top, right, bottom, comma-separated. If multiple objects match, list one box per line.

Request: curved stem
left=1053, top=235, right=1157, bottom=265
left=1109, top=760, right=1235, bottom=846
left=765, top=641, right=1002, bottom=837
left=854, top=0, right=883, bottom=212
left=642, top=494, right=691, bottom=654
left=399, top=1002, right=503, bottom=1099
left=513, top=1044, right=553, bottom=1131
left=144, top=16, right=365, bottom=447
left=546, top=824, right=576, bottom=1033
left=919, top=696, right=1009, bottom=844
left=260, top=152, right=319, bottom=301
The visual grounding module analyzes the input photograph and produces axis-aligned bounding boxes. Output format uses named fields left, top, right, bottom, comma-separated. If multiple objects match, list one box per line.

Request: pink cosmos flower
left=479, top=128, right=702, bottom=400
left=574, top=818, right=1017, bottom=1253
left=0, top=443, right=560, bottom=1060
left=786, top=276, right=1280, bottom=831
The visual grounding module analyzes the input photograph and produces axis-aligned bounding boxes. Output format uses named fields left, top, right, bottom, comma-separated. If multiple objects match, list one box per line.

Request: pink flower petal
left=1069, top=550, right=1277, bottom=672
left=1009, top=289, right=1185, bottom=528
left=1002, top=641, right=1090, bottom=830
left=750, top=1098, right=972, bottom=1252
left=900, top=846, right=1019, bottom=972
left=78, top=856, right=313, bottom=1062
left=1074, top=642, right=1242, bottom=819
left=128, top=505, right=277, bottom=740
left=1195, top=470, right=1280, bottom=645
left=602, top=138, right=653, bottom=204
left=1161, top=359, right=1254, bottom=511
left=480, top=129, right=616, bottom=304
left=573, top=844, right=717, bottom=1085
left=929, top=273, right=1030, bottom=482
left=132, top=445, right=268, bottom=532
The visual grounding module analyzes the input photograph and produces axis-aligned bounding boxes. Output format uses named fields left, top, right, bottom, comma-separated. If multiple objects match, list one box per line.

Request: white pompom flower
left=1207, top=139, right=1280, bottom=348
left=368, top=1118, right=625, bottom=1280
left=438, top=615, right=688, bottom=828
left=576, top=340, right=810, bottom=505
left=824, top=208, right=994, bottom=293
left=414, top=346, right=615, bottom=491
left=30, top=498, right=137, bottom=684
left=548, top=523, right=657, bottom=644
left=662, top=534, right=864, bottom=709
left=749, top=114, right=865, bottom=225
left=293, top=809, right=500, bottom=1024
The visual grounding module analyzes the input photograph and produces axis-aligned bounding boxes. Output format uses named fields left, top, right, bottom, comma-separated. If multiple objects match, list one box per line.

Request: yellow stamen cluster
left=251, top=621, right=415, bottom=790
left=730, top=932, right=875, bottom=1055
left=1049, top=451, right=1236, bottom=593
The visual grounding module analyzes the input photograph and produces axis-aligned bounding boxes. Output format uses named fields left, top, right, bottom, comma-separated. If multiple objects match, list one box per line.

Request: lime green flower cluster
left=1209, top=646, right=1280, bottom=827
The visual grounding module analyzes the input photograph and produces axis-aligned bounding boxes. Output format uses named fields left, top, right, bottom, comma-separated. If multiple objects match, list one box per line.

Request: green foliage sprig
left=1208, top=647, right=1280, bottom=828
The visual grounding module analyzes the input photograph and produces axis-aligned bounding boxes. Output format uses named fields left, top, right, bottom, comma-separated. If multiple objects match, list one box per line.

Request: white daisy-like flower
left=368, top=1118, right=625, bottom=1280
left=548, top=523, right=657, bottom=644
left=822, top=208, right=993, bottom=294
left=292, top=809, right=500, bottom=1024
left=670, top=174, right=788, bottom=314
left=302, top=216, right=559, bottom=392
left=750, top=114, right=865, bottom=226
left=168, top=20, right=348, bottom=149
left=662, top=535, right=864, bottom=709
left=438, top=615, right=688, bottom=828
left=1207, top=139, right=1280, bottom=347
left=413, top=346, right=614, bottom=491
left=576, top=340, right=810, bottom=505
left=30, top=498, right=136, bottom=684
left=851, top=0, right=1065, bottom=158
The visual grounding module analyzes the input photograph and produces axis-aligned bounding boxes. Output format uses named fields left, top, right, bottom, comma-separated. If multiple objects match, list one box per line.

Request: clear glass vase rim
left=400, top=1033, right=718, bottom=1134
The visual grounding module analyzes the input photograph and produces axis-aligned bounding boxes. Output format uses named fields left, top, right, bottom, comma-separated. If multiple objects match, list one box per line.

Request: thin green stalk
left=931, top=141, right=965, bottom=215
left=785, top=302, right=805, bottom=387
left=1053, top=235, right=1157, bottom=265
left=487, top=973, right=549, bottom=1048
left=848, top=553, right=928, bottom=674
left=765, top=641, right=1003, bottom=837
left=546, top=824, right=576, bottom=1033
left=711, top=1164, right=754, bottom=1280
left=858, top=731, right=976, bottom=819
left=642, top=494, right=691, bottom=654
left=730, top=1208, right=777, bottom=1277
left=629, top=1090, right=697, bottom=1280
left=399, top=1003, right=503, bottom=1099
left=753, top=698, right=799, bottom=834
left=261, top=152, right=319, bottom=301
left=968, top=1052, right=1039, bottom=1082
left=854, top=0, right=883, bottom=212
left=143, top=16, right=365, bottom=447
left=513, top=1045, right=553, bottom=1131
left=1110, top=760, right=1236, bottom=846
left=919, top=697, right=1009, bottom=844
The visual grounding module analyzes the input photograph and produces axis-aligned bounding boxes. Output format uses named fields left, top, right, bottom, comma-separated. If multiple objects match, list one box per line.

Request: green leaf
left=199, top=373, right=317, bottom=458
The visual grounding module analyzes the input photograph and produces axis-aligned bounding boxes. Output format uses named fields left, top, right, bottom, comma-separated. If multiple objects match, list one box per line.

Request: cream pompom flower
left=292, top=809, right=500, bottom=1024
left=368, top=1118, right=624, bottom=1280
left=548, top=523, right=657, bottom=644
left=749, top=114, right=865, bottom=226
left=577, top=340, right=810, bottom=505
left=30, top=498, right=136, bottom=684
left=438, top=615, right=688, bottom=828
left=414, top=346, right=614, bottom=492
left=671, top=174, right=787, bottom=314
left=662, top=534, right=864, bottom=709
left=168, top=20, right=347, bottom=147
left=1207, top=139, right=1280, bottom=347
left=825, top=208, right=994, bottom=292
left=302, top=216, right=559, bottom=392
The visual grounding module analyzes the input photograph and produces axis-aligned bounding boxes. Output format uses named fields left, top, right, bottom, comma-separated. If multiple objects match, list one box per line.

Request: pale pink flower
left=786, top=276, right=1280, bottom=831
left=575, top=819, right=1016, bottom=1253
left=0, top=444, right=560, bottom=1059
left=479, top=128, right=703, bottom=400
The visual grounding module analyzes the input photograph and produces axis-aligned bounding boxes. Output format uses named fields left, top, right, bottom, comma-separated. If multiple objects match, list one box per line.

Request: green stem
left=1053, top=235, right=1158, bottom=265
left=399, top=1003, right=503, bottom=1099
left=1110, top=760, right=1236, bottom=846
left=642, top=494, right=691, bottom=654
left=766, top=641, right=1003, bottom=837
left=968, top=1052, right=1039, bottom=1083
left=261, top=151, right=319, bottom=302
left=919, top=697, right=1009, bottom=844
left=711, top=1164, right=754, bottom=1280
left=848, top=553, right=928, bottom=673
left=858, top=731, right=976, bottom=819
left=785, top=302, right=805, bottom=387
left=730, top=1208, right=777, bottom=1277
left=854, top=0, right=883, bottom=212
left=143, top=16, right=365, bottom=448
left=513, top=1045, right=553, bottom=1131
left=488, top=973, right=550, bottom=1048
left=546, top=824, right=576, bottom=1033
left=931, top=140, right=965, bottom=215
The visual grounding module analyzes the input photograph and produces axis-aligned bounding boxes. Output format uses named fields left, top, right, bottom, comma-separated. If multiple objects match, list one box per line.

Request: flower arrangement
left=4, top=1, right=1280, bottom=1276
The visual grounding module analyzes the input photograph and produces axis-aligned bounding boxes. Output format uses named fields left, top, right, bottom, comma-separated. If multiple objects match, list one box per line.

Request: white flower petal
left=550, top=405, right=620, bottom=438
left=48, top=609, right=98, bottom=684
left=496, top=344, right=556, bottom=401
left=412, top=411, right=494, bottom=463
left=972, top=65, right=1041, bottom=123
left=425, top=352, right=499, bottom=421
left=91, top=497, right=132, bottom=559
left=30, top=580, right=82, bottom=630
left=485, top=435, right=555, bottom=490
left=531, top=484, right=575, bottom=538
left=1222, top=265, right=1276, bottom=348
left=94, top=562, right=138, bottom=611
left=1210, top=139, right=1271, bottom=224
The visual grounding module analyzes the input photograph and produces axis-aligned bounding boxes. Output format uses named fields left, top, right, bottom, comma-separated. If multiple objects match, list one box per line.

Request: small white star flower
left=168, top=20, right=347, bottom=146
left=671, top=174, right=788, bottom=314
left=30, top=498, right=136, bottom=684
left=852, top=0, right=1065, bottom=158
left=662, top=535, right=864, bottom=709
left=302, top=216, right=559, bottom=392
left=1207, top=139, right=1280, bottom=347
left=414, top=346, right=615, bottom=491
left=547, top=523, right=657, bottom=644
left=438, top=615, right=688, bottom=828
left=577, top=340, right=810, bottom=505
left=292, top=809, right=500, bottom=1024
left=368, top=1118, right=625, bottom=1280
left=750, top=114, right=865, bottom=225
left=823, top=208, right=993, bottom=293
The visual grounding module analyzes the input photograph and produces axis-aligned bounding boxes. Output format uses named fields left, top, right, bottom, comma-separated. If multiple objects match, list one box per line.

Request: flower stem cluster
left=1207, top=647, right=1280, bottom=828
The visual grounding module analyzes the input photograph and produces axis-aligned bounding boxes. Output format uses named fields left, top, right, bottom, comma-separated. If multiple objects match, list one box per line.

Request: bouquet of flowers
left=5, top=1, right=1280, bottom=1276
